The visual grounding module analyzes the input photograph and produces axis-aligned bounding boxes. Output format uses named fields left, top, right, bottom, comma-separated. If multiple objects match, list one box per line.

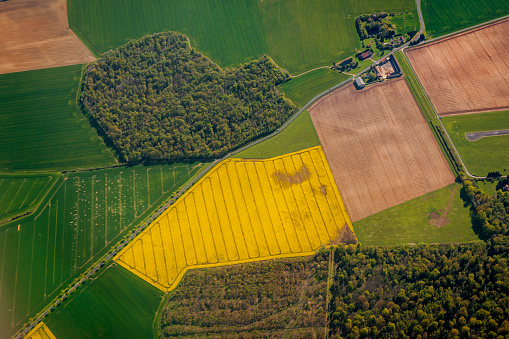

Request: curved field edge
left=113, top=146, right=355, bottom=292
left=0, top=64, right=117, bottom=172
left=0, top=173, right=59, bottom=226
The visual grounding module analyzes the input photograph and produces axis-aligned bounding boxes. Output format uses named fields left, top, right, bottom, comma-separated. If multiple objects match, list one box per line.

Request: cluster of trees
left=159, top=256, right=329, bottom=338
left=355, top=12, right=395, bottom=41
left=81, top=32, right=295, bottom=162
left=329, top=238, right=509, bottom=338
left=463, top=180, right=509, bottom=239
left=333, top=57, right=359, bottom=72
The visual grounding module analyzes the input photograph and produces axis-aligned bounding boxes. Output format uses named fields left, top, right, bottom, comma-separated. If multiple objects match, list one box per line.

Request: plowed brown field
left=0, top=0, right=95, bottom=75
left=309, top=78, right=454, bottom=221
left=406, top=18, right=509, bottom=116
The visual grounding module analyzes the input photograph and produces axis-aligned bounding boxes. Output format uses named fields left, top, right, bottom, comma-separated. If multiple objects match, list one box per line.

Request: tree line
left=81, top=32, right=295, bottom=162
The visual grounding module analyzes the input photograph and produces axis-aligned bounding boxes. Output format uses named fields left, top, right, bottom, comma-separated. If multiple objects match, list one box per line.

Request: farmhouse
left=375, top=55, right=402, bottom=80
left=358, top=51, right=373, bottom=60
left=354, top=77, right=365, bottom=89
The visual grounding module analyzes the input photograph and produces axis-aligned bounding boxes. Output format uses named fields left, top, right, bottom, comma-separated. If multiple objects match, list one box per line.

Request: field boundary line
left=400, top=48, right=486, bottom=179
left=117, top=250, right=320, bottom=293
left=18, top=178, right=37, bottom=210
left=4, top=179, right=25, bottom=214
left=52, top=200, right=59, bottom=286
left=11, top=230, right=21, bottom=326
left=44, top=202, right=52, bottom=297
left=76, top=64, right=118, bottom=165
left=0, top=175, right=60, bottom=228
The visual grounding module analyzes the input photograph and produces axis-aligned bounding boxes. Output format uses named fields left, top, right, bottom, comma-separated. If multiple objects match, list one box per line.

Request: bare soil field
left=0, top=0, right=95, bottom=74
left=309, top=78, right=454, bottom=222
left=406, top=18, right=509, bottom=116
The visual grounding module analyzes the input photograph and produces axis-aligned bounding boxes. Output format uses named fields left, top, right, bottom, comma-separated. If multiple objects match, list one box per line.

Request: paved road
left=466, top=129, right=509, bottom=141
left=15, top=1, right=428, bottom=338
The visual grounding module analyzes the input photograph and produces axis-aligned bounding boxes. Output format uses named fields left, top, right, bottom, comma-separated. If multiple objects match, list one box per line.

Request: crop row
left=115, top=147, right=354, bottom=291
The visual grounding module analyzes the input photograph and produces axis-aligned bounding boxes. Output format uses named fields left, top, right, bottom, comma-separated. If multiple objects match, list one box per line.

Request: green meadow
left=354, top=184, right=480, bottom=246
left=46, top=264, right=162, bottom=339
left=68, top=0, right=416, bottom=74
left=0, top=65, right=116, bottom=172
left=280, top=69, right=351, bottom=108
left=0, top=163, right=205, bottom=338
left=422, top=0, right=509, bottom=38
left=0, top=173, right=58, bottom=224
left=442, top=110, right=509, bottom=177
left=235, top=111, right=320, bottom=159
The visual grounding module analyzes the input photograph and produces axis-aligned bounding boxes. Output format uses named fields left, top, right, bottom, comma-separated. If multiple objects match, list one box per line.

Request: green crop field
left=442, top=110, right=509, bottom=177
left=0, top=65, right=116, bottom=172
left=354, top=184, right=480, bottom=246
left=46, top=264, right=163, bottom=339
left=235, top=111, right=320, bottom=159
left=0, top=173, right=58, bottom=224
left=68, top=0, right=416, bottom=74
left=422, top=0, right=509, bottom=38
left=0, top=163, right=205, bottom=339
left=280, top=69, right=351, bottom=107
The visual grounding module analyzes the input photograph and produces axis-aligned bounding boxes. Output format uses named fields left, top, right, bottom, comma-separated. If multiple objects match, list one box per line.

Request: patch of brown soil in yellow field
left=330, top=223, right=357, bottom=246
left=273, top=164, right=311, bottom=187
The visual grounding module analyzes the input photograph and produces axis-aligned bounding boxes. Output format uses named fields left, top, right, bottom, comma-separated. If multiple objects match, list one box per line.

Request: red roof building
left=359, top=51, right=373, bottom=60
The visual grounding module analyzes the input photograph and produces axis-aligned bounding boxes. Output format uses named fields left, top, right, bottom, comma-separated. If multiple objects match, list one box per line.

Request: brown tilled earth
left=309, top=78, right=454, bottom=222
left=0, top=0, right=95, bottom=75
left=406, top=18, right=509, bottom=116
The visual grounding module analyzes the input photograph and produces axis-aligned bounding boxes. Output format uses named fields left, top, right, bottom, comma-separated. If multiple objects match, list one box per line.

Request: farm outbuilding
left=358, top=51, right=373, bottom=60
left=354, top=77, right=365, bottom=89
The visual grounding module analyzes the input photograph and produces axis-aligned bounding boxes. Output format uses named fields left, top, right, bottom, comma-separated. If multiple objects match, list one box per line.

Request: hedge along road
left=15, top=1, right=425, bottom=337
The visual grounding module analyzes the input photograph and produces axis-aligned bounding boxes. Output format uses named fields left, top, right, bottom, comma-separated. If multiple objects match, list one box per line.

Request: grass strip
left=395, top=51, right=462, bottom=176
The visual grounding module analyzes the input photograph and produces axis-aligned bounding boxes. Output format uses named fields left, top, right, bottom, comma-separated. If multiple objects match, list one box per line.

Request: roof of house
left=359, top=51, right=373, bottom=60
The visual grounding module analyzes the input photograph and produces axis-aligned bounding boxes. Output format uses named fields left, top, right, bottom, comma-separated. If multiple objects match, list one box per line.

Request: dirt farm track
left=406, top=18, right=509, bottom=116
left=309, top=78, right=455, bottom=222
left=0, top=0, right=95, bottom=75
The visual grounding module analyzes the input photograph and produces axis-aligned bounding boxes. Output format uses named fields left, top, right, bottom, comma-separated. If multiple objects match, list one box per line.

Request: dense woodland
left=81, top=32, right=295, bottom=162
left=160, top=183, right=509, bottom=338
left=463, top=179, right=509, bottom=239
left=159, top=257, right=329, bottom=338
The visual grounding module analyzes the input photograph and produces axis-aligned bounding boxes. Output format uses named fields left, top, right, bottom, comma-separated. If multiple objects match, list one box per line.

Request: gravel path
left=466, top=129, right=509, bottom=141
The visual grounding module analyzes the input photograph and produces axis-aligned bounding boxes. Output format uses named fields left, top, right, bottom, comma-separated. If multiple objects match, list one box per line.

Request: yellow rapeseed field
left=25, top=322, right=56, bottom=339
left=114, top=146, right=355, bottom=291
